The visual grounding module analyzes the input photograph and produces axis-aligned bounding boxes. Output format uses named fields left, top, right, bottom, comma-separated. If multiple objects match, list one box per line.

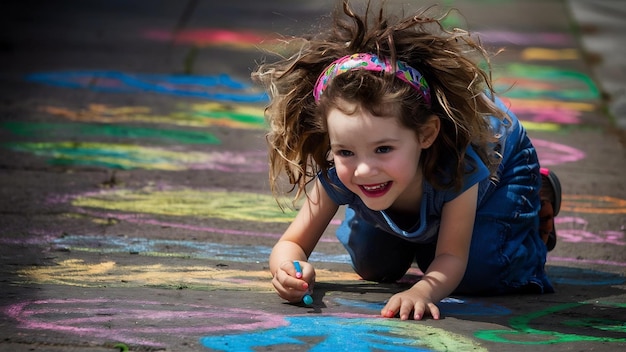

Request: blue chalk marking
left=26, top=71, right=268, bottom=103
left=52, top=234, right=351, bottom=264
left=200, top=316, right=433, bottom=351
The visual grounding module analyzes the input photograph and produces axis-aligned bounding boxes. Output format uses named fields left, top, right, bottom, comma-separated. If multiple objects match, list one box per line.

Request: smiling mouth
left=359, top=182, right=391, bottom=196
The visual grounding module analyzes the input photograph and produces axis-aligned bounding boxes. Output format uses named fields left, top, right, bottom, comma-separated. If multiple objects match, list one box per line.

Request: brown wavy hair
left=252, top=1, right=506, bottom=201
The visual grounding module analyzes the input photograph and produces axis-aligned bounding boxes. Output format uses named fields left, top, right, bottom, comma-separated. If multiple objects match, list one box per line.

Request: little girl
left=252, top=1, right=561, bottom=320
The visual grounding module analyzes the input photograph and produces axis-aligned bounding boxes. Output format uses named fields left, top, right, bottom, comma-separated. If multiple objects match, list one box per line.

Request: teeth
left=363, top=182, right=388, bottom=191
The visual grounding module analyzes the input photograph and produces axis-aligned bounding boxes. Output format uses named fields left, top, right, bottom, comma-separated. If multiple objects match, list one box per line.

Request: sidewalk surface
left=0, top=0, right=624, bottom=351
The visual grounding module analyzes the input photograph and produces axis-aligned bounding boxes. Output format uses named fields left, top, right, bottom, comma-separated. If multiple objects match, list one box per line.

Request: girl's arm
left=382, top=183, right=478, bottom=320
left=269, top=179, right=339, bottom=302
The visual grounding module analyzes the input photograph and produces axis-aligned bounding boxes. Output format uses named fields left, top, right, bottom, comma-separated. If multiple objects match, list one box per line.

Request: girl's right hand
left=272, top=260, right=315, bottom=303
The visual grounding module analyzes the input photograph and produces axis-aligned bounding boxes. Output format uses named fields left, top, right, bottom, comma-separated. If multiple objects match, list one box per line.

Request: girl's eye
left=337, top=150, right=354, bottom=157
left=376, top=146, right=393, bottom=153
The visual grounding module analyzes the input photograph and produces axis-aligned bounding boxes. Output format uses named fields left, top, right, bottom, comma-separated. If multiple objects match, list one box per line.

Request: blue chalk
left=293, top=260, right=302, bottom=277
left=303, top=294, right=314, bottom=305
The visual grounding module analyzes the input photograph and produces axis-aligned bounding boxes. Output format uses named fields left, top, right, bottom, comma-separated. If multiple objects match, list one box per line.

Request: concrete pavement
left=0, top=0, right=624, bottom=351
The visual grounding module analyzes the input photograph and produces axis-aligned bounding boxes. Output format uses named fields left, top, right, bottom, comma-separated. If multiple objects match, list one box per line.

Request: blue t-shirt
left=319, top=145, right=490, bottom=244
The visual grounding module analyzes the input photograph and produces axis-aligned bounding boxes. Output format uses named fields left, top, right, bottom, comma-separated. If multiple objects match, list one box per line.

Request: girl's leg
left=337, top=207, right=418, bottom=282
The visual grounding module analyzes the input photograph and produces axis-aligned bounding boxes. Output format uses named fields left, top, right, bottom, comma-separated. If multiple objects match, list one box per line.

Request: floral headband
left=313, top=53, right=431, bottom=107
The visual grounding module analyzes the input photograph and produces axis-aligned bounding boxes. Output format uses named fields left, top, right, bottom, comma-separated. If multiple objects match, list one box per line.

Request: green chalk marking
left=114, top=343, right=129, bottom=352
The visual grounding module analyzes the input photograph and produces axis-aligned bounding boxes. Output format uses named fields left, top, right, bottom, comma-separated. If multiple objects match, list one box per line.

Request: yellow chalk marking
left=17, top=259, right=362, bottom=291
left=72, top=188, right=297, bottom=223
left=522, top=48, right=580, bottom=61
left=562, top=195, right=626, bottom=214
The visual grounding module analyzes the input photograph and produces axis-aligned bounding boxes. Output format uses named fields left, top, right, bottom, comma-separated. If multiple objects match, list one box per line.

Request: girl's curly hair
left=252, top=1, right=506, bottom=202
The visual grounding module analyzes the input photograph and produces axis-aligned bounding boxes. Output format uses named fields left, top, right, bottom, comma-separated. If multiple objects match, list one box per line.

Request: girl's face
left=327, top=100, right=434, bottom=213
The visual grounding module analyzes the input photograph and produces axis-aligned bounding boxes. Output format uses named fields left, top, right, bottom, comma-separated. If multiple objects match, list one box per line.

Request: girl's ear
left=419, top=115, right=440, bottom=148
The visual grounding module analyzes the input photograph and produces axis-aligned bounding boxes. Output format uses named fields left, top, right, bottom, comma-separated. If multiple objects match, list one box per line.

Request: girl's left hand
left=380, top=287, right=441, bottom=320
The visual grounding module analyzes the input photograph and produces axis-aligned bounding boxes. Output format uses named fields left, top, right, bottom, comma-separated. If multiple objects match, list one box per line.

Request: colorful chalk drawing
left=474, top=302, right=626, bottom=345
left=1, top=121, right=220, bottom=145
left=4, top=299, right=487, bottom=351
left=521, top=48, right=580, bottom=61
left=48, top=188, right=340, bottom=243
left=4, top=142, right=267, bottom=171
left=41, top=102, right=266, bottom=129
left=48, top=234, right=349, bottom=263
left=549, top=256, right=626, bottom=268
left=69, top=187, right=296, bottom=223
left=479, top=30, right=574, bottom=47
left=496, top=63, right=600, bottom=101
left=546, top=267, right=625, bottom=286
left=556, top=217, right=625, bottom=246
left=560, top=195, right=626, bottom=214
left=200, top=315, right=487, bottom=351
left=504, top=98, right=595, bottom=132
left=143, top=28, right=302, bottom=55
left=532, top=139, right=585, bottom=166
left=5, top=299, right=288, bottom=348
left=26, top=71, right=267, bottom=102
left=15, top=259, right=360, bottom=291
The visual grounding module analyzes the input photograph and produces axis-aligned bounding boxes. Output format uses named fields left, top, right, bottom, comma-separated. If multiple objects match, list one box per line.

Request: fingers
left=427, top=303, right=440, bottom=320
left=381, top=297, right=440, bottom=320
left=272, top=261, right=313, bottom=302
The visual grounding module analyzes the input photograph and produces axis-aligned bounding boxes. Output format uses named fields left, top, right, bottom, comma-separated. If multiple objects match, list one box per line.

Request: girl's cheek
left=334, top=163, right=353, bottom=185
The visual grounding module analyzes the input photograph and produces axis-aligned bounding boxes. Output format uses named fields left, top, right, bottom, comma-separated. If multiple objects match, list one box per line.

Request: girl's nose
left=355, top=160, right=377, bottom=177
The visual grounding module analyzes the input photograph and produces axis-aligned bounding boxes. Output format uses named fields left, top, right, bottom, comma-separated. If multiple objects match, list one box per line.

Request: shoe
left=539, top=168, right=561, bottom=251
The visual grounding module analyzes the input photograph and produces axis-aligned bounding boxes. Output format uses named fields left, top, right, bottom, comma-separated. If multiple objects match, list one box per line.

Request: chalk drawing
left=506, top=98, right=596, bottom=114
left=479, top=31, right=574, bottom=47
left=505, top=99, right=595, bottom=129
left=5, top=299, right=288, bottom=348
left=496, top=64, right=600, bottom=101
left=474, top=302, right=626, bottom=345
left=1, top=121, right=220, bottom=145
left=548, top=256, right=626, bottom=268
left=560, top=195, right=626, bottom=214
left=144, top=28, right=274, bottom=47
left=547, top=266, right=625, bottom=286
left=42, top=102, right=266, bottom=129
left=4, top=142, right=267, bottom=171
left=70, top=187, right=296, bottom=223
left=143, top=28, right=300, bottom=55
left=200, top=315, right=488, bottom=352
left=556, top=216, right=625, bottom=246
left=5, top=299, right=487, bottom=351
left=532, top=139, right=586, bottom=166
left=16, top=259, right=360, bottom=291
left=26, top=71, right=267, bottom=102
left=50, top=234, right=350, bottom=263
left=521, top=48, right=579, bottom=61
left=333, top=297, right=511, bottom=317
left=502, top=98, right=595, bottom=131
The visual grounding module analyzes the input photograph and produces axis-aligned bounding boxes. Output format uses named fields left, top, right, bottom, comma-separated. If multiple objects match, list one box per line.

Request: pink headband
left=313, top=53, right=431, bottom=107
